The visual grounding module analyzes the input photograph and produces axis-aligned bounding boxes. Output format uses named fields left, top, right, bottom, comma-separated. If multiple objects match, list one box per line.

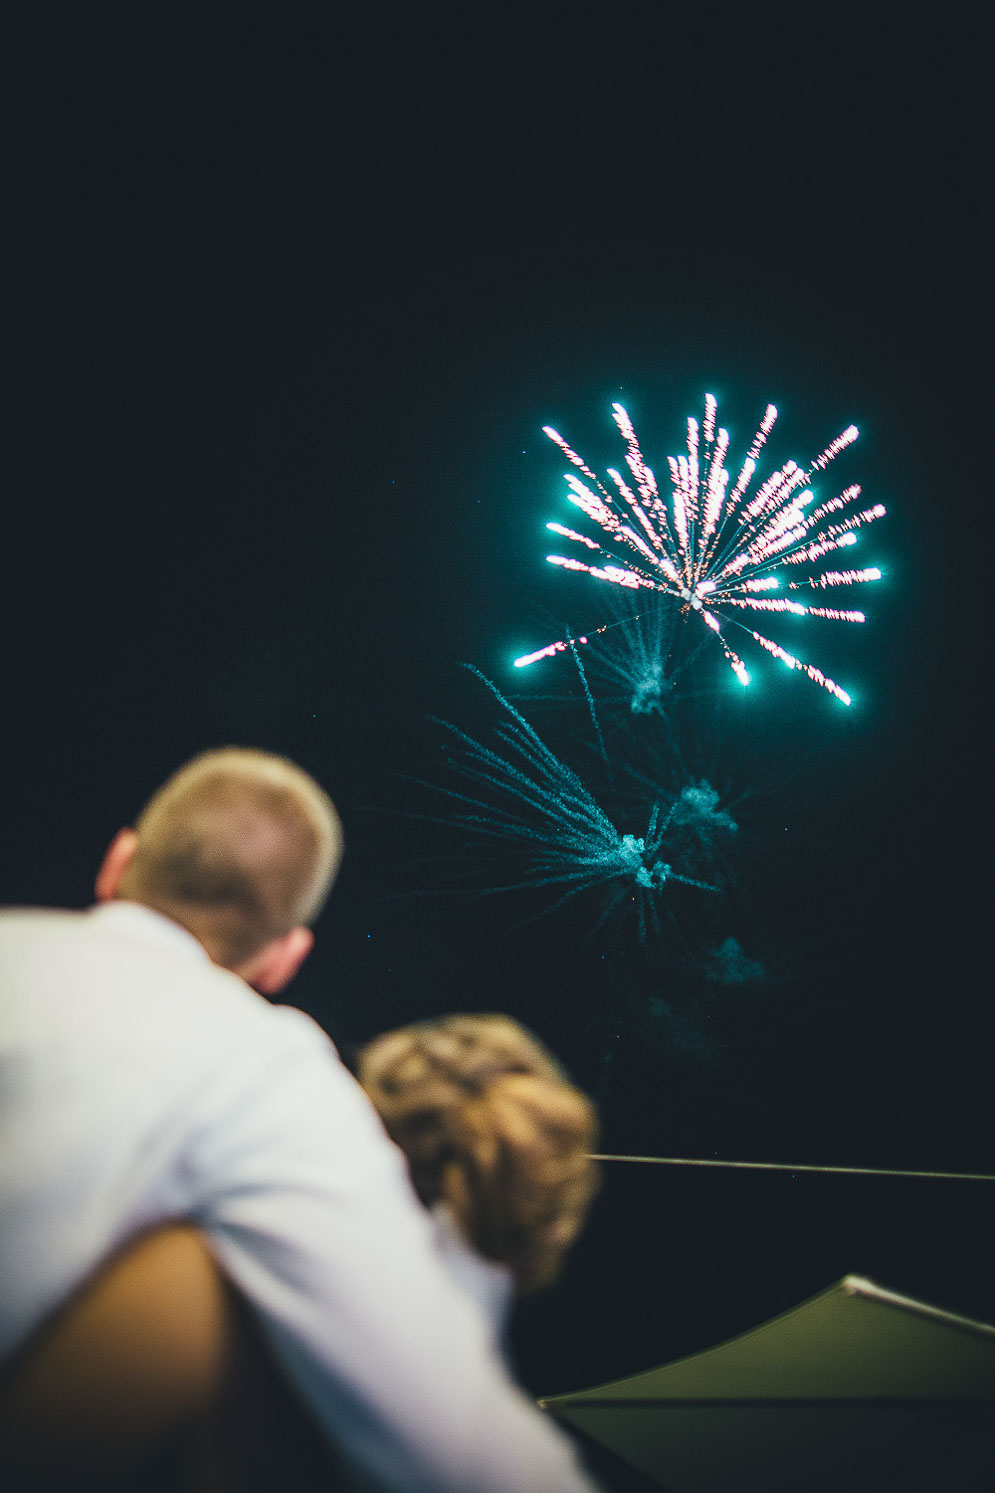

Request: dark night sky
left=4, top=9, right=992, bottom=1402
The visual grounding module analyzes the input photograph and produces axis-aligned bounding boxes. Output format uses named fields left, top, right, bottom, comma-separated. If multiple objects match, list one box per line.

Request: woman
left=358, top=1013, right=599, bottom=1344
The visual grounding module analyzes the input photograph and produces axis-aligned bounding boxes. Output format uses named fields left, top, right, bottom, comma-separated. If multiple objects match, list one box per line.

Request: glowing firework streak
left=420, top=668, right=720, bottom=941
left=549, top=597, right=716, bottom=720
left=516, top=397, right=887, bottom=703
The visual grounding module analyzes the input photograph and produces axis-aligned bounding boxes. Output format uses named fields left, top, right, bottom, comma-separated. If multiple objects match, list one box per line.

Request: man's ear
left=95, top=829, right=139, bottom=902
left=236, top=926, right=313, bottom=995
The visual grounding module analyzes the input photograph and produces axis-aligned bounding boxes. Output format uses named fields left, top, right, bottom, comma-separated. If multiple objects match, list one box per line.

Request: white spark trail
left=515, top=395, right=886, bottom=703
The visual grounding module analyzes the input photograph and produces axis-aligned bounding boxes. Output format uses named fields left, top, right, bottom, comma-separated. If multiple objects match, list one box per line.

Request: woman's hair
left=357, top=1015, right=599, bottom=1293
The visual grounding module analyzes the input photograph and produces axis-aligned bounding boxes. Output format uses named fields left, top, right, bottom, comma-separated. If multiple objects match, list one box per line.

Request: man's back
left=1, top=901, right=354, bottom=1356
left=0, top=902, right=597, bottom=1491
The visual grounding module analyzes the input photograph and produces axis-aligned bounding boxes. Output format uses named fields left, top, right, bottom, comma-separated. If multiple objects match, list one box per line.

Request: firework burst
left=512, top=598, right=712, bottom=732
left=514, top=395, right=885, bottom=705
left=567, top=597, right=716, bottom=724
left=413, top=667, right=724, bottom=944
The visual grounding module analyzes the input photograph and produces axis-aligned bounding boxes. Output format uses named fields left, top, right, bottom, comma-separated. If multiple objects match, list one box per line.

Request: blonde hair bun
left=359, top=1016, right=598, bottom=1292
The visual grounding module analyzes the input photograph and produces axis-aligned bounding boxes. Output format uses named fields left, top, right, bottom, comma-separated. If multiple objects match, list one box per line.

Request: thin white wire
left=590, top=1155, right=995, bottom=1182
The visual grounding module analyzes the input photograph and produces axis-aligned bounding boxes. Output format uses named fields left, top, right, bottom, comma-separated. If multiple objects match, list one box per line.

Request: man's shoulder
left=0, top=904, right=188, bottom=974
left=0, top=905, right=85, bottom=931
left=0, top=906, right=90, bottom=958
left=0, top=904, right=333, bottom=1062
left=1, top=901, right=209, bottom=972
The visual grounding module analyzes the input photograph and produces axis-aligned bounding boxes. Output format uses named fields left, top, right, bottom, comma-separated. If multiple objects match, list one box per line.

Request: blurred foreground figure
left=0, top=749, right=597, bottom=1492
left=359, top=1014, right=599, bottom=1341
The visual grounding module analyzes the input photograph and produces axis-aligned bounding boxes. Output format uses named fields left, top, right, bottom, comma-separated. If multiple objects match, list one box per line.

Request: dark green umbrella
left=541, top=1276, right=995, bottom=1492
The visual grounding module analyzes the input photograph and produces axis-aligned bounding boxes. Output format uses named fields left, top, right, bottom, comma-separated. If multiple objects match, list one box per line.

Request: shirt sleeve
left=182, top=1007, right=599, bottom=1493
left=428, top=1202, right=516, bottom=1353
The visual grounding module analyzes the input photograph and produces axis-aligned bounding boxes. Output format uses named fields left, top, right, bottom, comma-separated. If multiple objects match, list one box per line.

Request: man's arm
left=186, top=1008, right=599, bottom=1493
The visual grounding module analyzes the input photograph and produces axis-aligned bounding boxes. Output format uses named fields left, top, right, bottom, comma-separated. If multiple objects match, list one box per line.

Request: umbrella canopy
left=541, top=1276, right=995, bottom=1492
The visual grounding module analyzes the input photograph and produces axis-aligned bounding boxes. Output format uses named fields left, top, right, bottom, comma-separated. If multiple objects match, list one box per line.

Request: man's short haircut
left=117, top=748, right=343, bottom=968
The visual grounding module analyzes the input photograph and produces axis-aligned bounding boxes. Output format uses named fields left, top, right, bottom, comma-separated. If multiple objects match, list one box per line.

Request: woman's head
left=358, top=1015, right=599, bottom=1293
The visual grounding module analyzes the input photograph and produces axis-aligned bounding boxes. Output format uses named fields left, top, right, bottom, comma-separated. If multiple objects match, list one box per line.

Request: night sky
left=5, top=10, right=991, bottom=1412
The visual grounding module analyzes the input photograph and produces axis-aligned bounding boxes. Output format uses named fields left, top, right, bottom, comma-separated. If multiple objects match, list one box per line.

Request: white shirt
left=429, top=1202, right=516, bottom=1354
left=0, top=902, right=596, bottom=1493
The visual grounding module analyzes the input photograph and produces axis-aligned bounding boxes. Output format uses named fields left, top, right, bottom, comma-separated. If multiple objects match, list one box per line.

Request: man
left=0, top=748, right=597, bottom=1491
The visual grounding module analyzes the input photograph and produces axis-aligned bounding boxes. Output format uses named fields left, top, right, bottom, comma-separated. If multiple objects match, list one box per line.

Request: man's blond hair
left=117, top=748, right=343, bottom=968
